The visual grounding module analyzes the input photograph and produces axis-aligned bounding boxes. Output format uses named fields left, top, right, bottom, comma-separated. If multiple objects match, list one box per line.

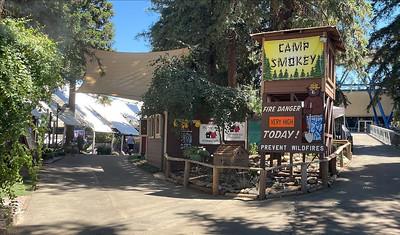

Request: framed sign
left=180, top=131, right=192, bottom=149
left=263, top=36, right=324, bottom=80
left=224, top=122, right=246, bottom=141
left=260, top=101, right=324, bottom=153
left=199, top=124, right=220, bottom=145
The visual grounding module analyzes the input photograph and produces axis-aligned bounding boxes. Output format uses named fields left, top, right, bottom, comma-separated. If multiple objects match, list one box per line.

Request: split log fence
left=164, top=140, right=352, bottom=199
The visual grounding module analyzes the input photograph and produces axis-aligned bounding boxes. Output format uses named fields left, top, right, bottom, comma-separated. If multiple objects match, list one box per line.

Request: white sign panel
left=224, top=122, right=246, bottom=141
left=199, top=124, right=220, bottom=145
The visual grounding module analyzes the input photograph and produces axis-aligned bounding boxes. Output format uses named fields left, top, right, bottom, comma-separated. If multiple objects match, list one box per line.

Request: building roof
left=344, top=91, right=394, bottom=117
left=79, top=48, right=189, bottom=101
left=251, top=26, right=345, bottom=51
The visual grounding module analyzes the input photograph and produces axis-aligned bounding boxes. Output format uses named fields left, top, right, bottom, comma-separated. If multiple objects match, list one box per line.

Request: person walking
left=127, top=135, right=135, bottom=155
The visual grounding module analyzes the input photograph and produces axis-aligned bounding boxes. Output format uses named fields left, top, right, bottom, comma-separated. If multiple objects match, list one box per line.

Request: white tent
left=33, top=87, right=141, bottom=136
left=52, top=88, right=140, bottom=135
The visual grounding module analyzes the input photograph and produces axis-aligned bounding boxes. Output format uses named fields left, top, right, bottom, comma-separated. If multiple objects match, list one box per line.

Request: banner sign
left=260, top=101, right=325, bottom=153
left=263, top=36, right=324, bottom=80
left=224, top=122, right=246, bottom=141
left=199, top=124, right=220, bottom=145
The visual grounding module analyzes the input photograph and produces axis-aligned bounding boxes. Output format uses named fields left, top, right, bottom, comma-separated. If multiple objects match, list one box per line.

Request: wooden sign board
left=263, top=36, right=324, bottom=80
left=260, top=101, right=325, bottom=153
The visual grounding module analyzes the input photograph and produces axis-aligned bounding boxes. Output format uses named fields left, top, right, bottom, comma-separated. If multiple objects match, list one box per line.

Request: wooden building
left=144, top=114, right=247, bottom=169
left=252, top=26, right=345, bottom=172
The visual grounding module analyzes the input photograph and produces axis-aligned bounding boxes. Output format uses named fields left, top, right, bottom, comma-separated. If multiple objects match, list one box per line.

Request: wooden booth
left=144, top=113, right=248, bottom=169
left=251, top=26, right=345, bottom=174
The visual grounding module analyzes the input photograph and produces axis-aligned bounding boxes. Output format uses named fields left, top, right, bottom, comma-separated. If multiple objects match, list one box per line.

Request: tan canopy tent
left=79, top=48, right=188, bottom=101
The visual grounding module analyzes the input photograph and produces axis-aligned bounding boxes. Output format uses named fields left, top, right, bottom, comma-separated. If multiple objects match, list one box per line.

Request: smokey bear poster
left=199, top=124, right=220, bottom=145
left=224, top=122, right=246, bottom=141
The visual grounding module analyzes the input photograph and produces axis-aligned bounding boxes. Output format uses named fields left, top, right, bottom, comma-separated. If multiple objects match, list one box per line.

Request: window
left=147, top=116, right=154, bottom=138
left=147, top=115, right=162, bottom=138
left=155, top=114, right=162, bottom=138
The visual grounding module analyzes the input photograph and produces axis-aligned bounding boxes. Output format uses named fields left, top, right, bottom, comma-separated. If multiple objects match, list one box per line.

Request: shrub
left=248, top=143, right=259, bottom=155
left=97, top=145, right=111, bottom=155
left=183, top=146, right=210, bottom=162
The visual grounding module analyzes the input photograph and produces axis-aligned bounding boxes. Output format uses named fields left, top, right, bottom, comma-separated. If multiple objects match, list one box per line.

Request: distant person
left=77, top=134, right=84, bottom=153
left=127, top=136, right=135, bottom=154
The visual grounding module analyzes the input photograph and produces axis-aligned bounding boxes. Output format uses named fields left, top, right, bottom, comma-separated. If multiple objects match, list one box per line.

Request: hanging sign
left=263, top=36, right=324, bottom=80
left=199, top=124, right=221, bottom=145
left=224, top=122, right=246, bottom=141
left=260, top=101, right=325, bottom=153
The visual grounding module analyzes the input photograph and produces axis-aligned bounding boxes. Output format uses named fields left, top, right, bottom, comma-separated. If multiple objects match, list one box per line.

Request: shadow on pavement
left=36, top=155, right=222, bottom=201
left=12, top=222, right=128, bottom=235
left=177, top=210, right=290, bottom=235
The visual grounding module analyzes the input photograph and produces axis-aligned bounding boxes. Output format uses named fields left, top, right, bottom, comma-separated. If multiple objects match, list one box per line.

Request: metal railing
left=369, top=124, right=400, bottom=146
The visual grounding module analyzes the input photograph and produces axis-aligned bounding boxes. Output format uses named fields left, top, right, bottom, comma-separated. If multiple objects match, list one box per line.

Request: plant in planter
left=183, top=147, right=210, bottom=162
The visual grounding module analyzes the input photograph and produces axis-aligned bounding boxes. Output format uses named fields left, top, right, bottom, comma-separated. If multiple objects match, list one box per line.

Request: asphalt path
left=13, top=133, right=400, bottom=234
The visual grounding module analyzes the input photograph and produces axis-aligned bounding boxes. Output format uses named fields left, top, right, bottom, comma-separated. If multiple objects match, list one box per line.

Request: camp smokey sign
left=263, top=36, right=324, bottom=80
left=260, top=102, right=325, bottom=153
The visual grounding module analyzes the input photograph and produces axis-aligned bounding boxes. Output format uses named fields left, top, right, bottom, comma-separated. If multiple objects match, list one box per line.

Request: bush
left=183, top=146, right=210, bottom=162
left=97, top=145, right=111, bottom=155
left=248, top=143, right=259, bottom=155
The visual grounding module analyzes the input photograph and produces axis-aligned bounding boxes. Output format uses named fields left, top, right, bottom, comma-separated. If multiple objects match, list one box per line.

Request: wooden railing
left=369, top=124, right=400, bottom=146
left=164, top=140, right=352, bottom=199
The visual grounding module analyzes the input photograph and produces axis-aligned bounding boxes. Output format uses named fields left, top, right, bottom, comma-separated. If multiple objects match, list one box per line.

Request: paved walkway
left=13, top=134, right=400, bottom=234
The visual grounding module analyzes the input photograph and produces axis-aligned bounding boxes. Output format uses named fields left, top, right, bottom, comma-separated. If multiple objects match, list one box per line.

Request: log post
left=165, top=156, right=170, bottom=178
left=260, top=154, right=266, bottom=169
left=183, top=160, right=190, bottom=188
left=212, top=166, right=220, bottom=195
left=289, top=153, right=294, bottom=177
left=321, top=160, right=329, bottom=187
left=301, top=162, right=307, bottom=193
left=340, top=152, right=344, bottom=168
left=348, top=144, right=352, bottom=160
left=258, top=169, right=267, bottom=199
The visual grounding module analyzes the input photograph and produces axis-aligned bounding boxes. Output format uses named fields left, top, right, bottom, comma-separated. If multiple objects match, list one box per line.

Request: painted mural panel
left=263, top=36, right=324, bottom=80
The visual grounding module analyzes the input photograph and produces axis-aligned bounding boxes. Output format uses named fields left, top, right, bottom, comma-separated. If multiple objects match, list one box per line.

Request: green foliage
left=97, top=145, right=112, bottom=155
left=5, top=0, right=114, bottom=81
left=95, top=132, right=113, bottom=143
left=5, top=0, right=115, bottom=144
left=245, top=87, right=262, bottom=116
left=142, top=55, right=250, bottom=128
left=0, top=18, right=62, bottom=202
left=368, top=0, right=400, bottom=121
left=248, top=143, right=259, bottom=155
left=183, top=146, right=210, bottom=162
left=146, top=0, right=372, bottom=88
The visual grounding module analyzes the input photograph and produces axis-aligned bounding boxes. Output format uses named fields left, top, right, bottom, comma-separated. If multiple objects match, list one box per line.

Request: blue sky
left=111, top=0, right=159, bottom=52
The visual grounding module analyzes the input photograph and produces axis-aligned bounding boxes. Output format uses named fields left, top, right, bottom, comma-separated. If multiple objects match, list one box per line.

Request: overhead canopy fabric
left=79, top=48, right=188, bottom=101
left=33, top=87, right=141, bottom=134
left=333, top=106, right=345, bottom=119
left=53, top=88, right=141, bottom=135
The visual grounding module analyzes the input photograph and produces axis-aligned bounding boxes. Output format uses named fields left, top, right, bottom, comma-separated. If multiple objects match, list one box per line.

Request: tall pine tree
left=5, top=0, right=114, bottom=144
left=368, top=0, right=400, bottom=123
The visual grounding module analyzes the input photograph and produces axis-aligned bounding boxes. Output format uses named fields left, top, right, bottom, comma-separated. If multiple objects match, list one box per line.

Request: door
left=358, top=120, right=373, bottom=133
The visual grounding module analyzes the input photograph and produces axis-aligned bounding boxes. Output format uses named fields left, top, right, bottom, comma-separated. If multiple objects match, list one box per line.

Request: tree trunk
left=65, top=79, right=76, bottom=145
left=227, top=30, right=237, bottom=88
left=0, top=0, right=5, bottom=19
left=208, top=43, right=217, bottom=79
left=270, top=0, right=280, bottom=31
